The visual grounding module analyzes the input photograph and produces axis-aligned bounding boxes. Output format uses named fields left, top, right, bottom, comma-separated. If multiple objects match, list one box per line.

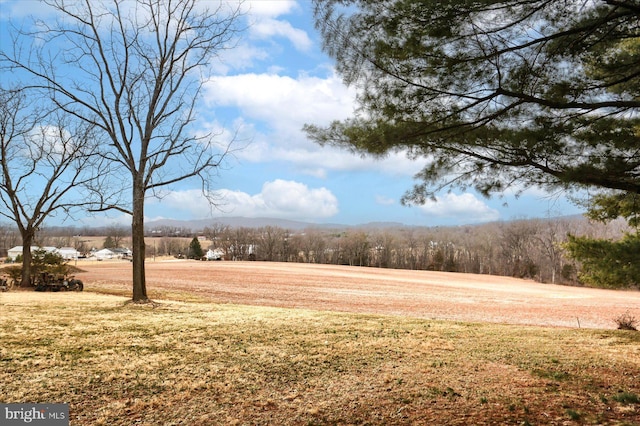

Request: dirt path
left=76, top=260, right=640, bottom=329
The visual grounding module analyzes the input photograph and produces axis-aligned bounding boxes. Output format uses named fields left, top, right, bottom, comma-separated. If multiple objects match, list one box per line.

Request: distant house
left=57, top=247, right=80, bottom=260
left=112, top=248, right=132, bottom=258
left=7, top=246, right=22, bottom=260
left=92, top=247, right=132, bottom=260
left=7, top=246, right=57, bottom=261
left=93, top=248, right=115, bottom=260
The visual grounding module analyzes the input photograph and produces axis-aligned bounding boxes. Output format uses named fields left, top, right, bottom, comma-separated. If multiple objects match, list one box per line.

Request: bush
left=4, top=250, right=71, bottom=287
left=32, top=249, right=69, bottom=277
left=3, top=265, right=22, bottom=284
left=614, top=312, right=638, bottom=331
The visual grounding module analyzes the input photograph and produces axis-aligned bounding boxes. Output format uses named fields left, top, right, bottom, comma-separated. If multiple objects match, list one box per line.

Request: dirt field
left=76, top=260, right=640, bottom=330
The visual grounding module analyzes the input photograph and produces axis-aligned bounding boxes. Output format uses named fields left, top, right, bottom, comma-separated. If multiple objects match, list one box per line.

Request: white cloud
left=241, top=0, right=311, bottom=51
left=418, top=193, right=500, bottom=223
left=189, top=1, right=309, bottom=74
left=209, top=43, right=270, bottom=74
left=205, top=72, right=355, bottom=129
left=259, top=179, right=338, bottom=218
left=229, top=137, right=422, bottom=179
left=151, top=180, right=339, bottom=221
left=243, top=0, right=299, bottom=18
left=203, top=71, right=429, bottom=178
left=251, top=18, right=312, bottom=51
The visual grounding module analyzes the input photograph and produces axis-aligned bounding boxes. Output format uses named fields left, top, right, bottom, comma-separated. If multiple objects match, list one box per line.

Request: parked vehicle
left=34, top=272, right=83, bottom=292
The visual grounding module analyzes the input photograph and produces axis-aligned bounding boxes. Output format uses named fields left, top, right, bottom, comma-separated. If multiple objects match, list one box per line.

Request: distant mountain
left=145, top=217, right=346, bottom=232
left=144, top=217, right=412, bottom=232
left=141, top=215, right=593, bottom=233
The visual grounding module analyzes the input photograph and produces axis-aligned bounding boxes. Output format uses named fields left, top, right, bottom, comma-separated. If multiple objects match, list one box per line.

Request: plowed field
left=78, top=260, right=640, bottom=329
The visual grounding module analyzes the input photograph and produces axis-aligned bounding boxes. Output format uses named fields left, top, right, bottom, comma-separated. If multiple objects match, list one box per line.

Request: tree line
left=195, top=218, right=632, bottom=287
left=2, top=214, right=635, bottom=288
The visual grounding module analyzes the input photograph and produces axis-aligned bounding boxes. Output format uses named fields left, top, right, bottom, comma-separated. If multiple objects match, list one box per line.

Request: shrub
left=3, top=265, right=22, bottom=284
left=3, top=250, right=71, bottom=287
left=31, top=249, right=69, bottom=277
left=614, top=312, right=638, bottom=331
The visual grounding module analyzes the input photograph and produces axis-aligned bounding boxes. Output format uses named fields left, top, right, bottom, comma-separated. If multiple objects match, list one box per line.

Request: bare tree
left=398, top=228, right=419, bottom=270
left=105, top=225, right=128, bottom=249
left=1, top=0, right=244, bottom=301
left=341, top=231, right=370, bottom=267
left=257, top=226, right=287, bottom=262
left=227, top=227, right=254, bottom=261
left=303, top=229, right=328, bottom=264
left=203, top=223, right=229, bottom=247
left=0, top=222, right=20, bottom=256
left=499, top=220, right=539, bottom=279
left=371, top=230, right=396, bottom=268
left=155, top=236, right=184, bottom=257
left=0, top=87, right=102, bottom=286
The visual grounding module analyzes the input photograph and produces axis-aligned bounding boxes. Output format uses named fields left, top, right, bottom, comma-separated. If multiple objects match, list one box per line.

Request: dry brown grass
left=1, top=289, right=639, bottom=425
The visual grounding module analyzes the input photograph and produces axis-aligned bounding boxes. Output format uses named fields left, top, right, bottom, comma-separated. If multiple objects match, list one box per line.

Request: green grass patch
left=613, top=391, right=640, bottom=405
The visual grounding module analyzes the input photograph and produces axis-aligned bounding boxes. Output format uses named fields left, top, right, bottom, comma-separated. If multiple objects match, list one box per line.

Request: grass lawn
left=1, top=291, right=639, bottom=425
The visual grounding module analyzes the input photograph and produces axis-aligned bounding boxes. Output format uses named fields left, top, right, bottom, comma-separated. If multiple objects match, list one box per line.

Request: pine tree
left=188, top=237, right=204, bottom=260
left=565, top=234, right=640, bottom=289
left=307, top=0, right=640, bottom=201
left=103, top=236, right=116, bottom=249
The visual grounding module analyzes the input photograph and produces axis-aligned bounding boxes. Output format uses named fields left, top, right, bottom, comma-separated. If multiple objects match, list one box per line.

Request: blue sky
left=0, top=0, right=584, bottom=228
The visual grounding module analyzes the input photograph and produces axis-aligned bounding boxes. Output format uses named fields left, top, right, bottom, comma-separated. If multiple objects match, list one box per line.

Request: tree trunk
left=131, top=180, right=148, bottom=302
left=20, top=234, right=34, bottom=287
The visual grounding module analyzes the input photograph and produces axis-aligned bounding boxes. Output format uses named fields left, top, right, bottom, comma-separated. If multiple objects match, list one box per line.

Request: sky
left=0, top=0, right=585, bottom=228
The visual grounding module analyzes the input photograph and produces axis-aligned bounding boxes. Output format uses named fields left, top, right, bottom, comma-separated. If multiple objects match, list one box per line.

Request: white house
left=93, top=248, right=115, bottom=260
left=57, top=247, right=80, bottom=260
left=92, top=248, right=132, bottom=260
left=7, top=246, right=22, bottom=260
left=112, top=248, right=132, bottom=258
left=7, top=246, right=57, bottom=261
